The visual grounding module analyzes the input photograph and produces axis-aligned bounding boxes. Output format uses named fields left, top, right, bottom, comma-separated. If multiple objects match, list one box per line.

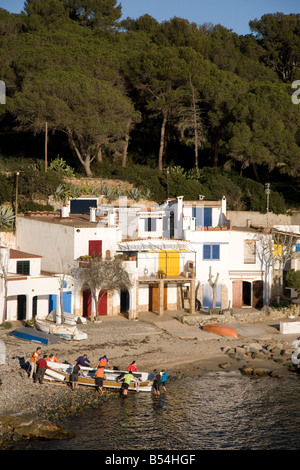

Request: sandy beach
left=0, top=308, right=299, bottom=446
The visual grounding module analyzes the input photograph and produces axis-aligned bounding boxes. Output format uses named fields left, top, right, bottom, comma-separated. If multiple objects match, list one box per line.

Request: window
left=17, top=260, right=30, bottom=275
left=145, top=218, right=156, bottom=232
left=204, top=208, right=212, bottom=227
left=244, top=240, right=256, bottom=264
left=203, top=244, right=220, bottom=260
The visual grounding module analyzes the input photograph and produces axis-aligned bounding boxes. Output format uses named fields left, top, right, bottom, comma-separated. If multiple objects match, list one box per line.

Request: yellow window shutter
left=159, top=250, right=180, bottom=276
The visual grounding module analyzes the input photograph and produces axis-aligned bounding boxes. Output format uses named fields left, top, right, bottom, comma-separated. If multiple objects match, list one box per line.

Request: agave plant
left=53, top=184, right=72, bottom=203
left=143, top=188, right=152, bottom=200
left=128, top=188, right=142, bottom=202
left=0, top=205, right=15, bottom=230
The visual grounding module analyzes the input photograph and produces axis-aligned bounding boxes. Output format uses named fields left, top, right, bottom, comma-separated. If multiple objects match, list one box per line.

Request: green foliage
left=0, top=321, right=13, bottom=330
left=0, top=9, right=299, bottom=208
left=48, top=157, right=75, bottom=178
left=286, top=270, right=300, bottom=295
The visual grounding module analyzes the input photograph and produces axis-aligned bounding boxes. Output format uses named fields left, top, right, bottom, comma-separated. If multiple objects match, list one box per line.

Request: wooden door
left=253, top=280, right=263, bottom=308
left=232, top=280, right=243, bottom=307
left=149, top=284, right=167, bottom=312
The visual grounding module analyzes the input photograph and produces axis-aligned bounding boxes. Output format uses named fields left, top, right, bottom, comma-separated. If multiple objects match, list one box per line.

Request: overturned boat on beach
left=35, top=320, right=88, bottom=341
left=44, top=362, right=154, bottom=392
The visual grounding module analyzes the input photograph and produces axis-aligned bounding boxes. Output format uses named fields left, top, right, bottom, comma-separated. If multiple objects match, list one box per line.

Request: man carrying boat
left=98, top=355, right=112, bottom=369
left=73, top=354, right=91, bottom=367
left=127, top=361, right=138, bottom=372
left=95, top=366, right=107, bottom=395
left=29, top=347, right=41, bottom=379
left=118, top=370, right=137, bottom=396
left=34, top=355, right=50, bottom=384
left=47, top=354, right=59, bottom=363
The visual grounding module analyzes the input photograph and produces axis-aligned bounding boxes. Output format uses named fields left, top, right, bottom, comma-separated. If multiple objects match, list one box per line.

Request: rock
left=248, top=342, right=263, bottom=351
left=0, top=412, right=75, bottom=440
left=235, top=346, right=246, bottom=356
left=240, top=365, right=254, bottom=375
left=218, top=362, right=231, bottom=369
left=252, top=368, right=268, bottom=377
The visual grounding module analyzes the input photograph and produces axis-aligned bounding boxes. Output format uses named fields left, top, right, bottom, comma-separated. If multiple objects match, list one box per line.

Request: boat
left=10, top=326, right=61, bottom=345
left=44, top=362, right=154, bottom=392
left=202, top=323, right=238, bottom=338
left=47, top=310, right=87, bottom=326
left=35, top=319, right=88, bottom=341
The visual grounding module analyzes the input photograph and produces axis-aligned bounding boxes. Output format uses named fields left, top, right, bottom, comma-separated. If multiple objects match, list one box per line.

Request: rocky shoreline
left=0, top=311, right=299, bottom=449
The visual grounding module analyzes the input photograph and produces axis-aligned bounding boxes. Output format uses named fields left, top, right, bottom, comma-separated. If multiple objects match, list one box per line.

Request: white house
left=10, top=195, right=299, bottom=321
left=0, top=246, right=61, bottom=323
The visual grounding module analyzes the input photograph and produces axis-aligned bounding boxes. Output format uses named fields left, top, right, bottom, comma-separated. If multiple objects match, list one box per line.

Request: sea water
left=17, top=371, right=300, bottom=450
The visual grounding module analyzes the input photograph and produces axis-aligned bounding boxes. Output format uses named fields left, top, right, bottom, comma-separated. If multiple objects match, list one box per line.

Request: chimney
left=90, top=207, right=96, bottom=222
left=108, top=210, right=115, bottom=225
left=61, top=205, right=70, bottom=218
left=221, top=196, right=227, bottom=217
left=176, top=196, right=183, bottom=239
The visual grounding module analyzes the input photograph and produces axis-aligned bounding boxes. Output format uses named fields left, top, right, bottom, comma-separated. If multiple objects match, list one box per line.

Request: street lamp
left=265, top=183, right=270, bottom=213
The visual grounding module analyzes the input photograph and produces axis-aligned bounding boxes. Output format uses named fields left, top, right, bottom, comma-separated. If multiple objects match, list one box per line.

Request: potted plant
left=156, top=269, right=165, bottom=279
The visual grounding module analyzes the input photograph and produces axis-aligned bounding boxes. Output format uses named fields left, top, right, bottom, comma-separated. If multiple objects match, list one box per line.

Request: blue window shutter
left=204, top=208, right=212, bottom=227
left=203, top=245, right=211, bottom=259
left=212, top=245, right=220, bottom=259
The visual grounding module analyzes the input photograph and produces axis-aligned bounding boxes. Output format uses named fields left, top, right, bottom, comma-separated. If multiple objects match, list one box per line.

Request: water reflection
left=17, top=371, right=300, bottom=450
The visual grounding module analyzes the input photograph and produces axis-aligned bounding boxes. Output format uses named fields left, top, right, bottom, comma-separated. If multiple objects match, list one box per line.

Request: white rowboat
left=44, top=362, right=154, bottom=392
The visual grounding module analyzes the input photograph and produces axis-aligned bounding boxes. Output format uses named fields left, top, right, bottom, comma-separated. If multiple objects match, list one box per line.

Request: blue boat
left=10, top=327, right=61, bottom=345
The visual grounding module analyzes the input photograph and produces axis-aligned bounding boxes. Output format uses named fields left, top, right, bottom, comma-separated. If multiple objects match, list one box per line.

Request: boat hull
left=44, top=362, right=153, bottom=392
left=10, top=327, right=61, bottom=345
left=35, top=320, right=88, bottom=341
left=203, top=323, right=238, bottom=338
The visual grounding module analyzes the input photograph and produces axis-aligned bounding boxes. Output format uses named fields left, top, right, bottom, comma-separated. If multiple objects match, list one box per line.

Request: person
left=73, top=354, right=90, bottom=367
left=34, top=355, right=50, bottom=384
left=71, top=363, right=81, bottom=389
left=29, top=347, right=41, bottom=379
left=118, top=370, right=136, bottom=396
left=98, top=355, right=112, bottom=369
left=127, top=361, right=138, bottom=372
left=161, top=369, right=167, bottom=392
left=95, top=366, right=106, bottom=395
left=47, top=353, right=59, bottom=363
left=153, top=369, right=161, bottom=396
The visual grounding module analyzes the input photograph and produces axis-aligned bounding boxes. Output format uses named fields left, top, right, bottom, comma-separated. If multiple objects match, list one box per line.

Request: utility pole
left=15, top=171, right=19, bottom=230
left=45, top=121, right=48, bottom=172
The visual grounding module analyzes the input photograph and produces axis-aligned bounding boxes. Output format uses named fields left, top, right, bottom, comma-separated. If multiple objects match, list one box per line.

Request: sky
left=0, top=0, right=299, bottom=36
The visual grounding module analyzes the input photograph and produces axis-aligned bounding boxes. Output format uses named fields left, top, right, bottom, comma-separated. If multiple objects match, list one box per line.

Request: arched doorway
left=253, top=280, right=263, bottom=308
left=121, top=290, right=130, bottom=313
left=17, top=295, right=26, bottom=321
left=82, top=289, right=107, bottom=317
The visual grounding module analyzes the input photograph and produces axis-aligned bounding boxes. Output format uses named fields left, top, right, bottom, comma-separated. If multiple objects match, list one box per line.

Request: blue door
left=49, top=292, right=72, bottom=314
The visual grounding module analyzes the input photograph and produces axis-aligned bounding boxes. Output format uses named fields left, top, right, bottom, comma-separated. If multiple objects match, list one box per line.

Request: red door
left=83, top=289, right=107, bottom=316
left=98, top=290, right=107, bottom=316
left=89, top=240, right=102, bottom=257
